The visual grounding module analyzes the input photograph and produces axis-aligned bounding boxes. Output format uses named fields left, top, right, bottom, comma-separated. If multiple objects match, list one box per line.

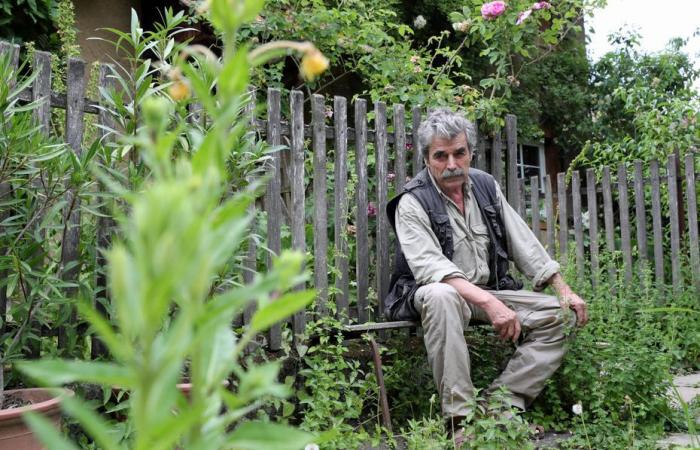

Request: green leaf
left=18, top=360, right=133, bottom=387
left=60, top=396, right=124, bottom=450
left=219, top=46, right=250, bottom=97
left=250, top=289, right=315, bottom=333
left=226, top=422, right=315, bottom=450
left=23, top=412, right=80, bottom=450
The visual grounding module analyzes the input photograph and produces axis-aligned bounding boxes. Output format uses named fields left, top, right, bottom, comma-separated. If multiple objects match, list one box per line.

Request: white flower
left=413, top=15, right=427, bottom=29
left=305, top=445, right=320, bottom=450
left=572, top=402, right=583, bottom=416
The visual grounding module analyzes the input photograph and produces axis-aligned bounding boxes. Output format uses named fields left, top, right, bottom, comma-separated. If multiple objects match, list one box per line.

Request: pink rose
left=367, top=202, right=377, bottom=218
left=516, top=9, right=532, bottom=25
left=387, top=172, right=396, bottom=182
left=481, top=1, right=507, bottom=19
left=532, top=1, right=551, bottom=10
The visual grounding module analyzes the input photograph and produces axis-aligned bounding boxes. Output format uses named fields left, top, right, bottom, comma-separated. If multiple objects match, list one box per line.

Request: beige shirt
left=395, top=171, right=559, bottom=288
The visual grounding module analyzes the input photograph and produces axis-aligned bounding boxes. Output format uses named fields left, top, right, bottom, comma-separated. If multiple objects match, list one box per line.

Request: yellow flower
left=169, top=79, right=191, bottom=101
left=300, top=48, right=329, bottom=81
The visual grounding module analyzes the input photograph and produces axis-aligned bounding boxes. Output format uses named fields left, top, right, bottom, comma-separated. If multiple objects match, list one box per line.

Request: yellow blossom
left=169, top=79, right=191, bottom=101
left=300, top=48, right=329, bottom=81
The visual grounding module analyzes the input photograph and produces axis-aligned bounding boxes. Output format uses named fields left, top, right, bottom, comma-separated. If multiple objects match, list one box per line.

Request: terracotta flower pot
left=0, top=388, right=73, bottom=450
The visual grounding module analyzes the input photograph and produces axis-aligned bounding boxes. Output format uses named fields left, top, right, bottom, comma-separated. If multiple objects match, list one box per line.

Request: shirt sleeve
left=395, top=194, right=467, bottom=285
left=495, top=181, right=560, bottom=288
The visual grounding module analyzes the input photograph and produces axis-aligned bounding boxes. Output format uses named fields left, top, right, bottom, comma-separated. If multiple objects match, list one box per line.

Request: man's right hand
left=443, top=277, right=521, bottom=342
left=483, top=299, right=521, bottom=343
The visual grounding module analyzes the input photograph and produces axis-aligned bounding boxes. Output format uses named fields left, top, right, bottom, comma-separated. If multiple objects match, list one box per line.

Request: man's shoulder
left=468, top=167, right=496, bottom=184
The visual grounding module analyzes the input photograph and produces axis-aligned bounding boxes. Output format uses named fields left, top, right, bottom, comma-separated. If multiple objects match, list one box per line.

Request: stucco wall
left=74, top=0, right=141, bottom=66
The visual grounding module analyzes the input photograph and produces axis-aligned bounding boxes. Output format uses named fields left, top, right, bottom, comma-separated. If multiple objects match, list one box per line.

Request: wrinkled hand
left=560, top=290, right=588, bottom=327
left=484, top=299, right=521, bottom=343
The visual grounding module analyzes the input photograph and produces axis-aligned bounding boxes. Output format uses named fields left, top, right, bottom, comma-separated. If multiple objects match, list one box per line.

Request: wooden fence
left=1, top=42, right=699, bottom=354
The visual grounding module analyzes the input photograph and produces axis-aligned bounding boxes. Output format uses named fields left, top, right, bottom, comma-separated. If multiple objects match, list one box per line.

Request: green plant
left=15, top=0, right=331, bottom=447
left=0, top=50, right=72, bottom=404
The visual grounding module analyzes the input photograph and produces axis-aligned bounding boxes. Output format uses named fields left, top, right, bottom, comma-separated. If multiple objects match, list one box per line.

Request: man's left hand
left=560, top=291, right=588, bottom=327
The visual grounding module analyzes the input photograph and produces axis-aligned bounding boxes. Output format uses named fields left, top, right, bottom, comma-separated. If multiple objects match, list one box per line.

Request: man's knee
left=415, top=283, right=471, bottom=321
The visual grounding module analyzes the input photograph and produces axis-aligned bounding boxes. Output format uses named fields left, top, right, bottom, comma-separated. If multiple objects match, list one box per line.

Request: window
left=517, top=143, right=545, bottom=192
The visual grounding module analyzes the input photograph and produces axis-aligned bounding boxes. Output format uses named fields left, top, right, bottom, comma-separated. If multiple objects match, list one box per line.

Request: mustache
left=441, top=168, right=466, bottom=179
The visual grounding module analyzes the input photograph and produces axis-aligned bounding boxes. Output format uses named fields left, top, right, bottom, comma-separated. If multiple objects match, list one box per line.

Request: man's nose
left=446, top=154, right=458, bottom=169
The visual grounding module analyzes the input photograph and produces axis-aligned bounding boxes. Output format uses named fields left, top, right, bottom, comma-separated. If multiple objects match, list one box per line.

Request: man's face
left=425, top=132, right=472, bottom=193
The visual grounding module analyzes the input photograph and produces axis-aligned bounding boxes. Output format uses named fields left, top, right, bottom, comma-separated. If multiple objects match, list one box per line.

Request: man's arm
left=442, top=277, right=521, bottom=342
left=548, top=272, right=588, bottom=326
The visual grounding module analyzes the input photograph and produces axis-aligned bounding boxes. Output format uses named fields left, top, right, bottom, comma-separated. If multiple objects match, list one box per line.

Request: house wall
left=74, top=0, right=141, bottom=66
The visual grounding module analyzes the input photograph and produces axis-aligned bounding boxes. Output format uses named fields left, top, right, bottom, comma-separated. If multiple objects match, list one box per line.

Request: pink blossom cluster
left=516, top=1, right=552, bottom=25
left=532, top=1, right=551, bottom=10
left=367, top=202, right=377, bottom=218
left=481, top=1, right=507, bottom=19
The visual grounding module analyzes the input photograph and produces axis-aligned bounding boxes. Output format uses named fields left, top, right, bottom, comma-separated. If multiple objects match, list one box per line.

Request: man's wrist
left=548, top=273, right=572, bottom=298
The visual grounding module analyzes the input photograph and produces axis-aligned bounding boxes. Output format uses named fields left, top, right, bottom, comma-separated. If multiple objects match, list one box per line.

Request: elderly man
left=384, top=108, right=587, bottom=435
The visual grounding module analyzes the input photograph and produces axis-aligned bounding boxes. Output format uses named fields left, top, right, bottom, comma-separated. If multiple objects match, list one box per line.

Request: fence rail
left=1, top=42, right=699, bottom=354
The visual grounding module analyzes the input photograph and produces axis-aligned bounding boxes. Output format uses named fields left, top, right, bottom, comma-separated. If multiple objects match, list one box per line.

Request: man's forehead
left=429, top=133, right=469, bottom=150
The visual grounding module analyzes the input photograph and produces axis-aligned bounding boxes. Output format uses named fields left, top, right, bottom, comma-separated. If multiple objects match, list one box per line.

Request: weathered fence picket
left=685, top=154, right=700, bottom=292
left=633, top=160, right=648, bottom=267
left=571, top=171, right=585, bottom=280
left=617, top=164, right=633, bottom=283
left=505, top=115, right=518, bottom=208
left=557, top=172, right=568, bottom=261
left=667, top=153, right=682, bottom=289
left=290, top=89, right=306, bottom=338
left=266, top=88, right=283, bottom=351
left=334, top=96, right=350, bottom=321
left=394, top=104, right=407, bottom=193
left=375, top=102, right=390, bottom=317
left=530, top=175, right=539, bottom=241
left=601, top=167, right=616, bottom=282
left=586, top=169, right=599, bottom=286
left=355, top=99, right=370, bottom=323
left=650, top=160, right=665, bottom=286
left=545, top=174, right=555, bottom=257
left=412, top=107, right=422, bottom=176
left=312, top=94, right=329, bottom=315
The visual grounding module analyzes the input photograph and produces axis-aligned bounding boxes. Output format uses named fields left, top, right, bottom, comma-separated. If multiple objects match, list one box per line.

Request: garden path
left=657, top=372, right=700, bottom=449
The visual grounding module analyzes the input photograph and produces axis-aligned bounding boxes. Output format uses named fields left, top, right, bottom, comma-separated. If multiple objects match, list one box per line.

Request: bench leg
left=369, top=336, right=392, bottom=433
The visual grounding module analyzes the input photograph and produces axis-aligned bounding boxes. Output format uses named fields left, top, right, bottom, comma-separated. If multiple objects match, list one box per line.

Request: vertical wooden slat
left=586, top=169, right=599, bottom=286
left=517, top=178, right=526, bottom=219
left=412, top=107, right=422, bottom=176
left=93, top=64, right=116, bottom=359
left=544, top=174, right=555, bottom=257
left=505, top=115, right=518, bottom=208
left=633, top=160, right=648, bottom=266
left=617, top=164, right=633, bottom=283
left=375, top=102, right=390, bottom=317
left=557, top=172, right=568, bottom=261
left=59, top=58, right=87, bottom=352
left=667, top=154, right=682, bottom=289
left=355, top=99, right=370, bottom=323
left=243, top=88, right=257, bottom=328
left=312, top=94, right=329, bottom=315
left=476, top=134, right=487, bottom=171
left=334, top=96, right=349, bottom=321
left=601, top=166, right=616, bottom=282
left=530, top=175, right=540, bottom=241
left=394, top=104, right=407, bottom=193
left=32, top=51, right=52, bottom=133
left=650, top=160, right=665, bottom=286
left=266, top=88, right=283, bottom=351
left=290, top=90, right=306, bottom=337
left=0, top=42, right=19, bottom=337
left=571, top=171, right=585, bottom=279
left=491, top=129, right=502, bottom=187
left=684, top=154, right=700, bottom=292
left=188, top=102, right=203, bottom=127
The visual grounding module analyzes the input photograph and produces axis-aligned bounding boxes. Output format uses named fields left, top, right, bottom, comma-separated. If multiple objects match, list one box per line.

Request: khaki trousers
left=413, top=283, right=576, bottom=418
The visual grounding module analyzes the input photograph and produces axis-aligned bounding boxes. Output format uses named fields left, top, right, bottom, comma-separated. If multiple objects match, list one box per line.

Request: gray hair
left=417, top=108, right=477, bottom=159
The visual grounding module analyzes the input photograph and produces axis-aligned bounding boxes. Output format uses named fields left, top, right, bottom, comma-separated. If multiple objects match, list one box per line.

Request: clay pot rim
left=0, top=388, right=74, bottom=420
